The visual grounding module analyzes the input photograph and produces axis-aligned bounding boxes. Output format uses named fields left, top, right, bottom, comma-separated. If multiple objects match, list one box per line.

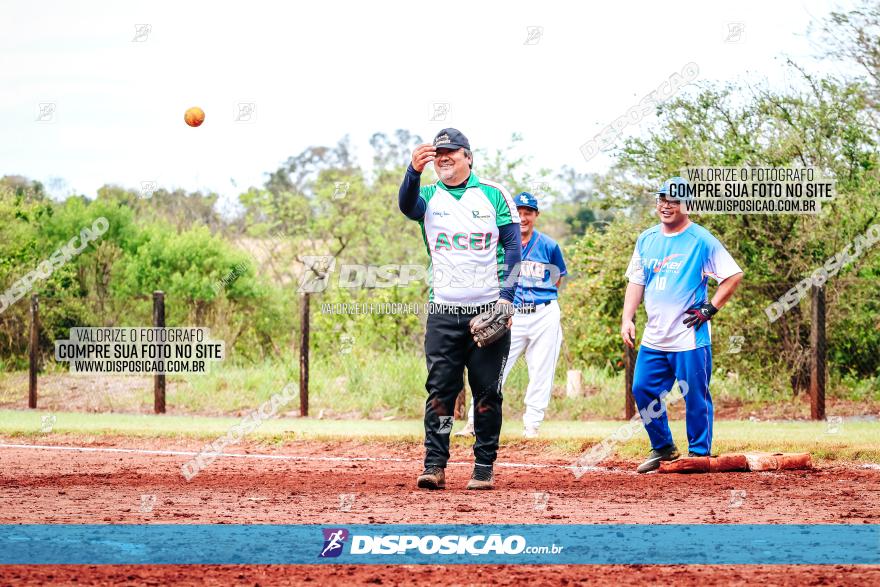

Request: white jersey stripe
left=479, top=178, right=520, bottom=224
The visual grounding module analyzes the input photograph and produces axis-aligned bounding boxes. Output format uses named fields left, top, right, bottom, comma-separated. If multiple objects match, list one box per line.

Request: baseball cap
left=433, top=128, right=470, bottom=151
left=514, top=192, right=539, bottom=211
left=656, top=176, right=689, bottom=198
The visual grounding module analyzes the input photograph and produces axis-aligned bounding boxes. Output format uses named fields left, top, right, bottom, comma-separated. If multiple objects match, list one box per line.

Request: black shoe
left=636, top=445, right=680, bottom=474
left=417, top=466, right=445, bottom=490
left=688, top=451, right=706, bottom=457
left=466, top=465, right=494, bottom=490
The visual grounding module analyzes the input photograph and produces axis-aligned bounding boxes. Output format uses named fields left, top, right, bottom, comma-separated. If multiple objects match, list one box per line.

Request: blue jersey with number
left=625, top=223, right=741, bottom=351
left=514, top=231, right=567, bottom=307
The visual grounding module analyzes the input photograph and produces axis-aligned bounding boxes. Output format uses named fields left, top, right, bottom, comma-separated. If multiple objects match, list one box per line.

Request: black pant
left=423, top=306, right=510, bottom=468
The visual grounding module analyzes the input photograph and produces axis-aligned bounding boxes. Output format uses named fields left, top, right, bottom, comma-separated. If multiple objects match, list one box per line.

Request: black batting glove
left=683, top=302, right=718, bottom=330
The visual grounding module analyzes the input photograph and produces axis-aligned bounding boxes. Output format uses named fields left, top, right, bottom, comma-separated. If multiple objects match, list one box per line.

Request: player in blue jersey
left=456, top=191, right=567, bottom=439
left=622, top=177, right=744, bottom=473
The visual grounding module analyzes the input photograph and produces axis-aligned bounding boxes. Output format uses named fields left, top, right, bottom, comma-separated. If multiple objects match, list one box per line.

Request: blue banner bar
left=1, top=525, right=877, bottom=565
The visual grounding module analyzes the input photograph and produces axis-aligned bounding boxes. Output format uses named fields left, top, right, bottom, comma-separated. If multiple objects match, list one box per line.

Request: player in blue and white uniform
left=456, top=191, right=567, bottom=439
left=622, top=177, right=744, bottom=473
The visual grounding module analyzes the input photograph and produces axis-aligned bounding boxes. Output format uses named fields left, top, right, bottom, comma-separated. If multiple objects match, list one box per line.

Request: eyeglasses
left=656, top=197, right=681, bottom=209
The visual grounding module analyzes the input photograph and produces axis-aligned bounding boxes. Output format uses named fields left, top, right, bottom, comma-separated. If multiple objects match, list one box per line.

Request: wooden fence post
left=624, top=318, right=636, bottom=420
left=28, top=295, right=39, bottom=409
left=300, top=292, right=310, bottom=417
left=624, top=354, right=636, bottom=420
left=153, top=291, right=166, bottom=414
left=810, top=285, right=826, bottom=420
left=566, top=370, right=584, bottom=398
left=454, top=388, right=467, bottom=420
left=625, top=348, right=636, bottom=420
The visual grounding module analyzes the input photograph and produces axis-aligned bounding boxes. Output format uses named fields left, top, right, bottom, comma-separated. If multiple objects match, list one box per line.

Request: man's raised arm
left=398, top=144, right=435, bottom=221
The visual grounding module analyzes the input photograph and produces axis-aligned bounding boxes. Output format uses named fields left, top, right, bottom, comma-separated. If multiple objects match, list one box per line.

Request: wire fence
left=19, top=280, right=837, bottom=421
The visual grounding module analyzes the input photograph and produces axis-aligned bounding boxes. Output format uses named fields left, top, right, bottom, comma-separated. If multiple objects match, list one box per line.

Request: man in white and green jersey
left=399, top=128, right=521, bottom=490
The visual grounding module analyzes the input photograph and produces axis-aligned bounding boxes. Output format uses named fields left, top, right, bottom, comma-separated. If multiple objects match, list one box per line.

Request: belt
left=426, top=302, right=495, bottom=315
left=516, top=301, right=552, bottom=314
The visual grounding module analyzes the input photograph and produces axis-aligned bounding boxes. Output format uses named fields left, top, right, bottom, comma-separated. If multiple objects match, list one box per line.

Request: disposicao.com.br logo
left=319, top=528, right=349, bottom=558
left=318, top=528, right=563, bottom=557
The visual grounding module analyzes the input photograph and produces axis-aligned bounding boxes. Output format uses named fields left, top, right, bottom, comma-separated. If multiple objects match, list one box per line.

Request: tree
left=568, top=71, right=880, bottom=391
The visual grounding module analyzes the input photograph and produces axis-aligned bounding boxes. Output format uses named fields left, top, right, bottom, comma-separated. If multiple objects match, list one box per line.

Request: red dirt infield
left=1, top=436, right=878, bottom=585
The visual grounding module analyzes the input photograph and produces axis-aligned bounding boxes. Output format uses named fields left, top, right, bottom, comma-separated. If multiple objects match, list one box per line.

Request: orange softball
left=184, top=106, right=205, bottom=127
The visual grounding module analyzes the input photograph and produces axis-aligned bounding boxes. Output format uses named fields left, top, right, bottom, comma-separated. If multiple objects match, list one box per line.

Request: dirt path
left=1, top=437, right=878, bottom=585
left=2, top=437, right=878, bottom=525
left=2, top=564, right=880, bottom=586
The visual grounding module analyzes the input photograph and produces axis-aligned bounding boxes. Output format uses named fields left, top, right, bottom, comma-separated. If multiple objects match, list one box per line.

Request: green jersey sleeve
left=476, top=179, right=520, bottom=227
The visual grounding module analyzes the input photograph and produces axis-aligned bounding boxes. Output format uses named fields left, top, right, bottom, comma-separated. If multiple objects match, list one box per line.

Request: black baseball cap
left=433, top=128, right=470, bottom=151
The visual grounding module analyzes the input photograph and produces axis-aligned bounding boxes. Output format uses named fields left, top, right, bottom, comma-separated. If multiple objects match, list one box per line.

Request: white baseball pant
left=467, top=300, right=563, bottom=428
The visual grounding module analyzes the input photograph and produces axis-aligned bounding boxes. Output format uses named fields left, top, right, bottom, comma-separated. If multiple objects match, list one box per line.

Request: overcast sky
left=1, top=0, right=855, bottom=210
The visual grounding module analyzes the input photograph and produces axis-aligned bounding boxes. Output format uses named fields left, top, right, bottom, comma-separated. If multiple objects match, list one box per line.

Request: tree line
left=0, top=3, right=877, bottom=396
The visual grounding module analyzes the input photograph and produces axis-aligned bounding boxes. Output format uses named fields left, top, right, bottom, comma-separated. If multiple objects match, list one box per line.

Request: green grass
left=2, top=409, right=878, bottom=462
left=1, top=349, right=877, bottom=420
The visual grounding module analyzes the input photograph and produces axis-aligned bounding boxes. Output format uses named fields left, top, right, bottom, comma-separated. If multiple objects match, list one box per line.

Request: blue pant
left=631, top=345, right=713, bottom=455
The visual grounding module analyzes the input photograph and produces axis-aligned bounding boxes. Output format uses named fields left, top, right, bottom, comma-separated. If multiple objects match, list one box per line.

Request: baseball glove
left=683, top=301, right=718, bottom=330
left=469, top=302, right=516, bottom=347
